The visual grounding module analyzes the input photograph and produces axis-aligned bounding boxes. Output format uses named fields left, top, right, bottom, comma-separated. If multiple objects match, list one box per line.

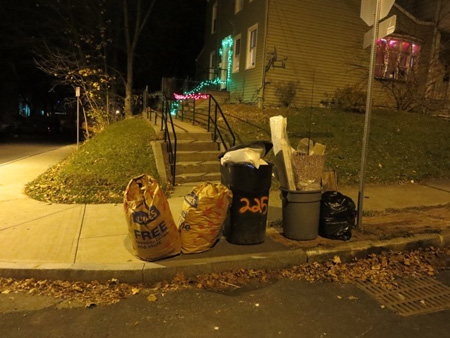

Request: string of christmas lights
left=174, top=93, right=210, bottom=100
left=169, top=36, right=234, bottom=115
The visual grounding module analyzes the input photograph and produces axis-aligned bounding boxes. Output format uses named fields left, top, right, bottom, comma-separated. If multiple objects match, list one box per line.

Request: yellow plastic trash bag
left=124, top=174, right=180, bottom=261
left=179, top=182, right=232, bottom=254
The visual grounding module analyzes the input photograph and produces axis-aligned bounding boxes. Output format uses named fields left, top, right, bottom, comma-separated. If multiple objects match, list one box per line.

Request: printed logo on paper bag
left=184, top=192, right=199, bottom=208
left=132, top=206, right=161, bottom=225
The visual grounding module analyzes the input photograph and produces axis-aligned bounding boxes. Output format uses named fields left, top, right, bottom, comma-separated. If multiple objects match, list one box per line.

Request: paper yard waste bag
left=179, top=182, right=232, bottom=254
left=124, top=174, right=180, bottom=261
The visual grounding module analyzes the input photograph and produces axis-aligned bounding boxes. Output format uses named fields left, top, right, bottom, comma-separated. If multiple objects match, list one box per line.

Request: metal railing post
left=214, top=104, right=218, bottom=142
left=192, top=99, right=196, bottom=125
left=160, top=101, right=164, bottom=131
left=181, top=101, right=184, bottom=121
left=207, top=95, right=211, bottom=132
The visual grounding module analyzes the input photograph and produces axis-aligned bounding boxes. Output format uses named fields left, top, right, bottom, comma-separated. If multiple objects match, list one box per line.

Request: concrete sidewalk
left=0, top=144, right=449, bottom=283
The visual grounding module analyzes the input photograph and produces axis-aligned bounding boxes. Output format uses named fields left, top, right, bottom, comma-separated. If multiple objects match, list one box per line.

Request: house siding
left=198, top=0, right=436, bottom=110
left=263, top=0, right=435, bottom=107
left=197, top=0, right=266, bottom=103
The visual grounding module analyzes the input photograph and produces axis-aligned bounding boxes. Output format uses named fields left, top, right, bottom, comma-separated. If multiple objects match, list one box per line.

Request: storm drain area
left=357, top=276, right=450, bottom=316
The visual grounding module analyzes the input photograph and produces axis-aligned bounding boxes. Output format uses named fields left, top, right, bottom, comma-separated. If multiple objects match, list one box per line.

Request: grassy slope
left=26, top=118, right=159, bottom=203
left=222, top=105, right=450, bottom=185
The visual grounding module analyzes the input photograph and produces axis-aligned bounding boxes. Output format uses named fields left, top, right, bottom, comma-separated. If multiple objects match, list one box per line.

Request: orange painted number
left=239, top=196, right=268, bottom=215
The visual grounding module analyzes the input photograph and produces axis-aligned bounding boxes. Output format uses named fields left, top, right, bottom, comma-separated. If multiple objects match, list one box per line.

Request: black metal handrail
left=173, top=93, right=235, bottom=151
left=161, top=100, right=177, bottom=186
left=208, top=94, right=235, bottom=150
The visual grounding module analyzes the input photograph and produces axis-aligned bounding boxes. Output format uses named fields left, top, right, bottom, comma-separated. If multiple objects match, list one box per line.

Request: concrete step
left=175, top=172, right=221, bottom=184
left=177, top=150, right=221, bottom=162
left=177, top=140, right=219, bottom=151
left=176, top=161, right=220, bottom=174
left=168, top=131, right=212, bottom=141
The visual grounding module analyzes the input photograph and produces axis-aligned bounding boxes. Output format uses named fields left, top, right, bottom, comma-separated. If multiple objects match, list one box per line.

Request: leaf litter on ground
left=0, top=247, right=449, bottom=307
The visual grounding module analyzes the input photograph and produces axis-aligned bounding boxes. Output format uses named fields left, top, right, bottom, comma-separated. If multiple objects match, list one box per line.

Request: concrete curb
left=0, top=232, right=448, bottom=283
left=305, top=233, right=445, bottom=263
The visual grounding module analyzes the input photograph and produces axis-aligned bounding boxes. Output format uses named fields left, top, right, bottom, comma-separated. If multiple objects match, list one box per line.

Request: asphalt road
left=0, top=141, right=71, bottom=165
left=0, top=271, right=449, bottom=338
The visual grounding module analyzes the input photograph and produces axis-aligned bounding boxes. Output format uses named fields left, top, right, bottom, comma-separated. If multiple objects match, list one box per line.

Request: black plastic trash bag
left=319, top=191, right=356, bottom=241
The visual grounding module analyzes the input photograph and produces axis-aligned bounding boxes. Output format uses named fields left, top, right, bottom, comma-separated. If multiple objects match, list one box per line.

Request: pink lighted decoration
left=389, top=39, right=398, bottom=46
left=174, top=93, right=210, bottom=100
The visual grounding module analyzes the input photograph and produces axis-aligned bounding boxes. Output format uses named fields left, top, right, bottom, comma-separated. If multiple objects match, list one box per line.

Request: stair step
left=167, top=131, right=212, bottom=141
left=176, top=161, right=220, bottom=174
left=177, top=140, right=219, bottom=151
left=176, top=172, right=221, bottom=184
left=177, top=150, right=221, bottom=162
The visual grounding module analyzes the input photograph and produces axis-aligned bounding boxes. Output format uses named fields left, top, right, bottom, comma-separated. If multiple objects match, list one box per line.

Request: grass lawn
left=221, top=104, right=450, bottom=185
left=26, top=118, right=159, bottom=203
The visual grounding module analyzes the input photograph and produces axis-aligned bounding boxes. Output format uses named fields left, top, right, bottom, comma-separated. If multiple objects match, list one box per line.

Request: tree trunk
left=124, top=53, right=134, bottom=117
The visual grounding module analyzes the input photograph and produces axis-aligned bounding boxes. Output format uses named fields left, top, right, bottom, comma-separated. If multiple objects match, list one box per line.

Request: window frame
left=246, top=24, right=258, bottom=70
left=233, top=34, right=241, bottom=73
left=211, top=1, right=218, bottom=34
left=209, top=50, right=216, bottom=80
left=235, top=0, right=244, bottom=14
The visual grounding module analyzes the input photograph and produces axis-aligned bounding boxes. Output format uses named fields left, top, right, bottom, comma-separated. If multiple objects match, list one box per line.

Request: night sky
left=0, top=0, right=206, bottom=117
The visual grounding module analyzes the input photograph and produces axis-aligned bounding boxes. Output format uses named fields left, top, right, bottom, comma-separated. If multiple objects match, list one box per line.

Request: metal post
left=143, top=85, right=148, bottom=114
left=207, top=95, right=211, bottom=132
left=357, top=0, right=381, bottom=230
left=161, top=100, right=164, bottom=132
left=192, top=99, right=196, bottom=125
left=76, top=97, right=79, bottom=149
left=75, top=86, right=80, bottom=149
left=181, top=101, right=184, bottom=121
left=214, top=104, right=218, bottom=142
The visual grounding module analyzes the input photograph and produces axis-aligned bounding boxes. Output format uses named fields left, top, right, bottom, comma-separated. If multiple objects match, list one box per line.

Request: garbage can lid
left=219, top=140, right=273, bottom=160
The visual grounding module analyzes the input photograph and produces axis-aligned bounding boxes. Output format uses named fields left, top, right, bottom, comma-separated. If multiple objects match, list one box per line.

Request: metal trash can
left=221, top=163, right=273, bottom=245
left=280, top=188, right=322, bottom=241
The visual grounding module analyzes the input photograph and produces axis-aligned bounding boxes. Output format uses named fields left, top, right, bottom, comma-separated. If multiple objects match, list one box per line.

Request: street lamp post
left=76, top=87, right=80, bottom=149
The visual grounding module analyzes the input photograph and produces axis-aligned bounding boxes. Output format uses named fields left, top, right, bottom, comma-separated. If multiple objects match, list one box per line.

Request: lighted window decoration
left=375, top=38, right=420, bottom=80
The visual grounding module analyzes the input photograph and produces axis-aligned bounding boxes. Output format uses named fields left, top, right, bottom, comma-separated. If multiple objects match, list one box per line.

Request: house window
left=235, top=0, right=244, bottom=14
left=209, top=50, right=216, bottom=80
left=211, top=1, right=218, bottom=34
left=246, top=24, right=258, bottom=69
left=375, top=38, right=420, bottom=80
left=233, top=35, right=241, bottom=72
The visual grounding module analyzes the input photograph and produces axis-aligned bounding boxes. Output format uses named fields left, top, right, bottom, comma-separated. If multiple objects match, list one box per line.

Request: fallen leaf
left=333, top=256, right=341, bottom=264
left=132, top=287, right=140, bottom=295
left=147, top=294, right=157, bottom=302
left=348, top=296, right=358, bottom=300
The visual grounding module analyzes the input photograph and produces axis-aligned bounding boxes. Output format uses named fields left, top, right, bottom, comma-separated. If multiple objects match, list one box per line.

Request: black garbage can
left=221, top=163, right=273, bottom=245
left=280, top=188, right=322, bottom=241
